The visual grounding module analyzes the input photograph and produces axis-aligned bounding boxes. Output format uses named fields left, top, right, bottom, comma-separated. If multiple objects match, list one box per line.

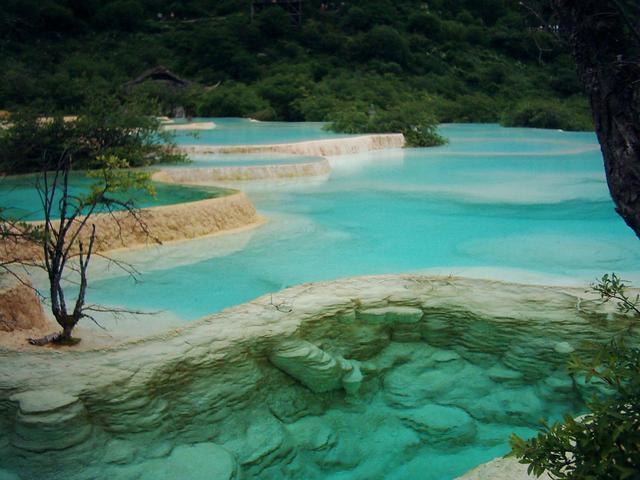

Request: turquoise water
left=5, top=122, right=634, bottom=480
left=172, top=117, right=353, bottom=145
left=85, top=124, right=640, bottom=321
left=170, top=153, right=323, bottom=168
left=0, top=174, right=230, bottom=221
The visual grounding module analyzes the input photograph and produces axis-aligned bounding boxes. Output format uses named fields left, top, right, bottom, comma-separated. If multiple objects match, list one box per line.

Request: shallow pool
left=83, top=124, right=640, bottom=322
left=166, top=152, right=323, bottom=168
left=0, top=174, right=231, bottom=221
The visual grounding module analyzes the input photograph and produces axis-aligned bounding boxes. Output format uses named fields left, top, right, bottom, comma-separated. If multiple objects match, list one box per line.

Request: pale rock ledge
left=176, top=134, right=406, bottom=157
left=0, top=191, right=261, bottom=262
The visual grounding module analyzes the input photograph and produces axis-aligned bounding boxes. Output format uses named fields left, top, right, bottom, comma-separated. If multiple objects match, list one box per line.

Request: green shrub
left=95, top=0, right=144, bottom=31
left=326, top=101, right=447, bottom=148
left=195, top=84, right=273, bottom=119
left=407, top=12, right=443, bottom=41
left=501, top=97, right=593, bottom=131
left=511, top=274, right=640, bottom=479
left=0, top=97, right=183, bottom=174
left=352, top=26, right=410, bottom=66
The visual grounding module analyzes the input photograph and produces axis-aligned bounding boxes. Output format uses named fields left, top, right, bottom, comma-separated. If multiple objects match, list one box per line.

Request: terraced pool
left=83, top=124, right=640, bottom=324
left=2, top=122, right=638, bottom=480
left=0, top=174, right=231, bottom=221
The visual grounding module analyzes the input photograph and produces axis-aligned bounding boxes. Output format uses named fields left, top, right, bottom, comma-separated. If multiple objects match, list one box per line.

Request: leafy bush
left=95, top=0, right=144, bottom=31
left=351, top=26, right=410, bottom=66
left=407, top=12, right=443, bottom=41
left=501, top=97, right=593, bottom=131
left=0, top=98, right=184, bottom=174
left=257, top=73, right=314, bottom=121
left=326, top=101, right=447, bottom=147
left=195, top=84, right=273, bottom=119
left=511, top=274, right=640, bottom=479
left=511, top=341, right=640, bottom=479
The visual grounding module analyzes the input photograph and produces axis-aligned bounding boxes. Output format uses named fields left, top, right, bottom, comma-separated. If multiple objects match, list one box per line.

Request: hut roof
left=124, top=66, right=194, bottom=92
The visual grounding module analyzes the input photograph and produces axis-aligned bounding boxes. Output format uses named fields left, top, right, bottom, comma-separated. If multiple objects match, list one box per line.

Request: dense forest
left=0, top=0, right=592, bottom=131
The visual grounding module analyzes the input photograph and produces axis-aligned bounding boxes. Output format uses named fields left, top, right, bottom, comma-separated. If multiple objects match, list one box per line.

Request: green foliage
left=510, top=276, right=640, bottom=479
left=86, top=154, right=156, bottom=204
left=195, top=84, right=274, bottom=119
left=95, top=1, right=145, bottom=31
left=501, top=97, right=594, bottom=131
left=510, top=341, right=640, bottom=479
left=352, top=26, right=410, bottom=66
left=326, top=101, right=447, bottom=148
left=0, top=97, right=185, bottom=174
left=592, top=273, right=640, bottom=316
left=0, top=0, right=591, bottom=133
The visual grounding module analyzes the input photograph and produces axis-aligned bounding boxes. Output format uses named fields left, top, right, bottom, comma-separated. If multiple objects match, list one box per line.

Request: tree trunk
left=57, top=313, right=78, bottom=341
left=551, top=0, right=640, bottom=238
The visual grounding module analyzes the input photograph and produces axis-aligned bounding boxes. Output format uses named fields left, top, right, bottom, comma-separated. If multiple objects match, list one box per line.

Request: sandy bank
left=153, top=157, right=331, bottom=184
left=0, top=191, right=260, bottom=262
left=176, top=133, right=406, bottom=157
left=0, top=274, right=49, bottom=332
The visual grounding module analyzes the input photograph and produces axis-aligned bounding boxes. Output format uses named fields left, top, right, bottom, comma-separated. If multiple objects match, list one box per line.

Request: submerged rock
left=554, top=341, right=575, bottom=354
left=398, top=404, right=477, bottom=446
left=138, top=443, right=239, bottom=480
left=487, top=365, right=525, bottom=384
left=269, top=340, right=361, bottom=394
left=103, top=439, right=138, bottom=465
left=0, top=274, right=624, bottom=480
left=466, top=388, right=544, bottom=426
left=358, top=306, right=423, bottom=325
left=10, top=390, right=92, bottom=453
left=431, top=350, right=462, bottom=363
left=286, top=416, right=336, bottom=452
left=0, top=469, right=20, bottom=480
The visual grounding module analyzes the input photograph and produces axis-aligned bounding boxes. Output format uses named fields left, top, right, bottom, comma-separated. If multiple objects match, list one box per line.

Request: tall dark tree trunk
left=551, top=0, right=640, bottom=238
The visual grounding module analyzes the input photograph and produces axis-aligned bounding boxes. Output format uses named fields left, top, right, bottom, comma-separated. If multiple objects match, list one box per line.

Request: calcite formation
left=0, top=191, right=260, bottom=262
left=10, top=390, right=93, bottom=453
left=153, top=158, right=331, bottom=184
left=0, top=275, right=633, bottom=480
left=269, top=340, right=363, bottom=394
left=455, top=456, right=552, bottom=480
left=158, top=135, right=406, bottom=186
left=176, top=134, right=406, bottom=157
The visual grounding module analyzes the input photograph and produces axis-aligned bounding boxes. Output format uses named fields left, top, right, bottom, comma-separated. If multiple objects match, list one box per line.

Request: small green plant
left=592, top=273, right=640, bottom=316
left=510, top=275, right=640, bottom=479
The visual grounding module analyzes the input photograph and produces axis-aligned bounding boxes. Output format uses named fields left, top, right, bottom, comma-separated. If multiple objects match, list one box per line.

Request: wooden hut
left=123, top=66, right=194, bottom=93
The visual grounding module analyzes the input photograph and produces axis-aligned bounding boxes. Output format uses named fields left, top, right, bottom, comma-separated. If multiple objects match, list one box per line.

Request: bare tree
left=1, top=152, right=157, bottom=345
